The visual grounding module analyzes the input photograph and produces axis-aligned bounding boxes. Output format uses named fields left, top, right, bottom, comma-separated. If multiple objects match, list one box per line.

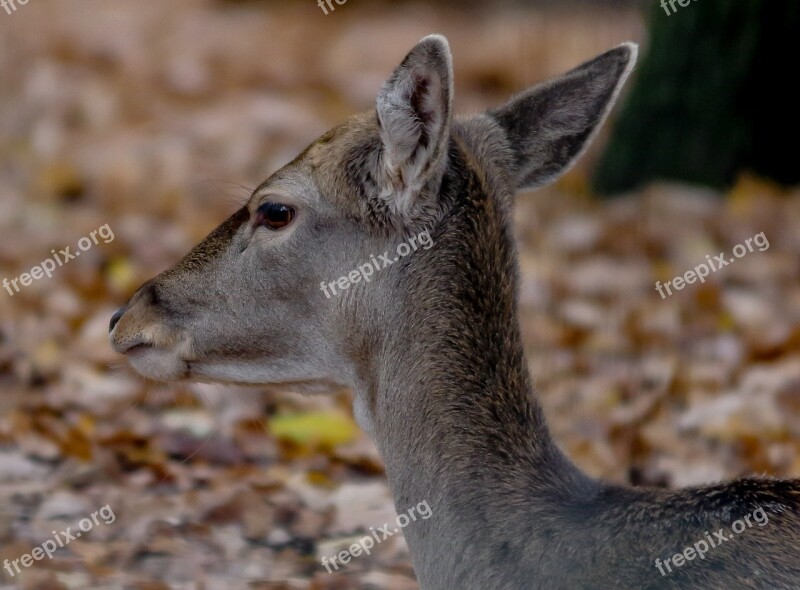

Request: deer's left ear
left=376, top=34, right=454, bottom=216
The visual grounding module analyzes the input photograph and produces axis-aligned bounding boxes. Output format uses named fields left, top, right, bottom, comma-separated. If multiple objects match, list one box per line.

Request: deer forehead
left=225, top=113, right=381, bottom=228
left=304, top=113, right=386, bottom=211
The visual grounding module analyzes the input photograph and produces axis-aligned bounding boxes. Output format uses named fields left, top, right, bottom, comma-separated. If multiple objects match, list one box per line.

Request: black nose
left=109, top=307, right=126, bottom=333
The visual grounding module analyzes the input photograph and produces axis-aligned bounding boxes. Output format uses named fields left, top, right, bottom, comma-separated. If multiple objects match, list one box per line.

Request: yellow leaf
left=267, top=411, right=358, bottom=447
left=106, top=256, right=137, bottom=293
left=76, top=414, right=96, bottom=437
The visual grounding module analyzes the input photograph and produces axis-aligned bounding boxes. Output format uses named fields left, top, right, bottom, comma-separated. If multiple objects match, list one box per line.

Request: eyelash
left=254, top=202, right=296, bottom=230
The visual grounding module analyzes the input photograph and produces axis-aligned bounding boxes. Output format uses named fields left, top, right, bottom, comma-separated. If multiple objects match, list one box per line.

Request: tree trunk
left=592, top=0, right=800, bottom=195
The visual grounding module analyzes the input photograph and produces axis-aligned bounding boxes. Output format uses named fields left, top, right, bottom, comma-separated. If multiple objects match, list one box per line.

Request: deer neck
left=347, top=137, right=595, bottom=587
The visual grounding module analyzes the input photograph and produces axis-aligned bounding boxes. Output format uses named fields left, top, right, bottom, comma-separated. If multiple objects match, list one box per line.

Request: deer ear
left=490, top=43, right=638, bottom=191
left=376, top=34, right=454, bottom=215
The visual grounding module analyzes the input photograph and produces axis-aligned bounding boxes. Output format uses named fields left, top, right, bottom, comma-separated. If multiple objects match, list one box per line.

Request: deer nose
left=109, top=306, right=126, bottom=333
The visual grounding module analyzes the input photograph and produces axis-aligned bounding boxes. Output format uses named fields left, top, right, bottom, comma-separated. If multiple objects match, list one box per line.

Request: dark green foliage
left=593, top=0, right=800, bottom=195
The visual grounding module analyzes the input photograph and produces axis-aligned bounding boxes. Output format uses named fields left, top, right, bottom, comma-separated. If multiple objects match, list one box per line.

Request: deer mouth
left=109, top=327, right=193, bottom=382
left=109, top=308, right=194, bottom=381
left=123, top=343, right=192, bottom=382
left=125, top=343, right=152, bottom=355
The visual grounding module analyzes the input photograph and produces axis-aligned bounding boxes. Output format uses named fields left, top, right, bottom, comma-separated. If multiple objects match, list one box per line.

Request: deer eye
left=255, top=202, right=296, bottom=230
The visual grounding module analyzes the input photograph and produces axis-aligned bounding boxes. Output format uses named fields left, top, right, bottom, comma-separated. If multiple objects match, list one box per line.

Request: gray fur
left=111, top=37, right=800, bottom=589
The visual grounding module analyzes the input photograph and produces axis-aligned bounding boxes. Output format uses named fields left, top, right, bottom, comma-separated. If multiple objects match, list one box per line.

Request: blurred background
left=1, top=0, right=799, bottom=588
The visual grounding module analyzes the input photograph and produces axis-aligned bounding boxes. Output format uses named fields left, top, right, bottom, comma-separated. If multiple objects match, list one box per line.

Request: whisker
left=192, top=179, right=257, bottom=208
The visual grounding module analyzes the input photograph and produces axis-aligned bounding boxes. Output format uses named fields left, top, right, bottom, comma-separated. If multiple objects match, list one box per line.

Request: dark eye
left=255, top=202, right=295, bottom=230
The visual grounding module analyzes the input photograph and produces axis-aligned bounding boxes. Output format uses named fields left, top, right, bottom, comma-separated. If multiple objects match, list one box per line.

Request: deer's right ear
left=375, top=35, right=454, bottom=217
left=490, top=43, right=638, bottom=192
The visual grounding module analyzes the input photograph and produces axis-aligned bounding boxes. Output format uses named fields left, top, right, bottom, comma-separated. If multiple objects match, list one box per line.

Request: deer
left=109, top=35, right=800, bottom=589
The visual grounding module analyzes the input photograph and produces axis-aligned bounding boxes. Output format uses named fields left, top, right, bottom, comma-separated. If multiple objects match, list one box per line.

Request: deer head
left=109, top=35, right=636, bottom=428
